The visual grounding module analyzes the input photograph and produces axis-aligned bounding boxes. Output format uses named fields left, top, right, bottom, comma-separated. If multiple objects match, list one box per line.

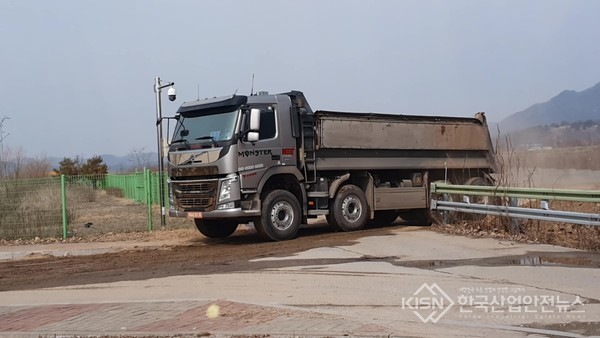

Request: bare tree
left=21, top=154, right=52, bottom=178
left=129, top=146, right=152, bottom=172
left=0, top=145, right=25, bottom=179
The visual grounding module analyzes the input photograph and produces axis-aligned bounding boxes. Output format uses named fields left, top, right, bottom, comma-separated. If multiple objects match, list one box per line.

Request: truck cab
left=168, top=92, right=307, bottom=240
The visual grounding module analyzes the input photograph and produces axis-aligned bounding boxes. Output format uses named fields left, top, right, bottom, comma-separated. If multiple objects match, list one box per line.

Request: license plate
left=187, top=212, right=203, bottom=219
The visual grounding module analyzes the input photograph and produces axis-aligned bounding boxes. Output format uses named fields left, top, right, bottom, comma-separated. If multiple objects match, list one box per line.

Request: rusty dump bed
left=313, top=111, right=496, bottom=172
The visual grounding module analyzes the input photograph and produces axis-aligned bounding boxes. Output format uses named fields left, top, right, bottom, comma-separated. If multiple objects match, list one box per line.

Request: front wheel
left=194, top=219, right=238, bottom=238
left=254, top=190, right=301, bottom=241
left=332, top=184, right=368, bottom=231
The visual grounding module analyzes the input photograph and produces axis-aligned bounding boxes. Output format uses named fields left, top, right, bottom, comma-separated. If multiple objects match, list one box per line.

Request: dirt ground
left=0, top=221, right=401, bottom=292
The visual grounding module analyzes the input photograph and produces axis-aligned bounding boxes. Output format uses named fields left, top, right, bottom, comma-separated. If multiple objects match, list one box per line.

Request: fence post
left=145, top=169, right=153, bottom=232
left=61, top=175, right=68, bottom=239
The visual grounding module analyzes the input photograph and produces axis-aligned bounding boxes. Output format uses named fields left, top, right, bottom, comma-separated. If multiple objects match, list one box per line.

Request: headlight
left=219, top=175, right=238, bottom=202
left=219, top=182, right=232, bottom=201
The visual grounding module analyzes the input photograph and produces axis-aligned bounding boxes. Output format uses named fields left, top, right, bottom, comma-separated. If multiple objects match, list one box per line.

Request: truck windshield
left=172, top=109, right=239, bottom=145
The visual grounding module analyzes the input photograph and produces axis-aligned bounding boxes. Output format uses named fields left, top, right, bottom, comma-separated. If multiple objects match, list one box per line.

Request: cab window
left=259, top=108, right=276, bottom=140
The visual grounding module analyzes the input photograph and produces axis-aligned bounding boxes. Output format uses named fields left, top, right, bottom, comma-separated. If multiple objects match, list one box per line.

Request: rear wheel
left=367, top=210, right=398, bottom=227
left=332, top=184, right=368, bottom=231
left=463, top=176, right=494, bottom=221
left=325, top=213, right=338, bottom=227
left=399, top=209, right=432, bottom=226
left=194, top=219, right=238, bottom=238
left=430, top=180, right=457, bottom=224
left=254, top=190, right=301, bottom=241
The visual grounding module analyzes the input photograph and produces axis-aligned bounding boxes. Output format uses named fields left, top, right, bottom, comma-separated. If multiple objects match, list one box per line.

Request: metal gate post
left=61, top=175, right=68, bottom=239
left=145, top=168, right=153, bottom=232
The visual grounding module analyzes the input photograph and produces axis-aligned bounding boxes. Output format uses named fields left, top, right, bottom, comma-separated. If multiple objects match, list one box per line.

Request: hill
left=508, top=120, right=600, bottom=149
left=498, top=82, right=600, bottom=133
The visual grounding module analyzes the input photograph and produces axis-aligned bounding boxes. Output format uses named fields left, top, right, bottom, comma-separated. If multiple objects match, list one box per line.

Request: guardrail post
left=509, top=197, right=520, bottom=234
left=443, top=193, right=449, bottom=224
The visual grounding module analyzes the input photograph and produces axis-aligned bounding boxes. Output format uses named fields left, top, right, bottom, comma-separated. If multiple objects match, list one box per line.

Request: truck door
left=238, top=106, right=281, bottom=189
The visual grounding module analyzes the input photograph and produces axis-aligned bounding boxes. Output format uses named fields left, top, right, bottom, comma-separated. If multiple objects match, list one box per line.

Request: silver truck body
left=167, top=91, right=496, bottom=240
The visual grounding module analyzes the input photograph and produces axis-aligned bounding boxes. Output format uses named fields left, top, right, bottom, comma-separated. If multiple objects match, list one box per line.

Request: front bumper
left=169, top=208, right=260, bottom=219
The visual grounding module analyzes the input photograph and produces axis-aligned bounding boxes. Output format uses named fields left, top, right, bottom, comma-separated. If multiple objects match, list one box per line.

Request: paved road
left=0, top=225, right=599, bottom=337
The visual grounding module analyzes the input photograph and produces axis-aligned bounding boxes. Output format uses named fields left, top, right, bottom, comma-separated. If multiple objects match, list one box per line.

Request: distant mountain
left=508, top=120, right=600, bottom=149
left=498, top=82, right=600, bottom=133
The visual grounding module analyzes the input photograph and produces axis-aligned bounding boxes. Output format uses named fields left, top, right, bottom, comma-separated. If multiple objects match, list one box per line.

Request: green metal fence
left=0, top=177, right=63, bottom=239
left=0, top=169, right=177, bottom=240
left=103, top=171, right=166, bottom=206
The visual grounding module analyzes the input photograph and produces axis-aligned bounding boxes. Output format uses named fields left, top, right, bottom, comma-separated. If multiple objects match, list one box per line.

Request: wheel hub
left=270, top=201, right=294, bottom=231
left=342, top=195, right=362, bottom=222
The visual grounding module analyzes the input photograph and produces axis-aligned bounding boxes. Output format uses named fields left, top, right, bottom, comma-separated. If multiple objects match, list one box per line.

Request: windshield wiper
left=195, top=136, right=218, bottom=148
left=170, top=139, right=190, bottom=150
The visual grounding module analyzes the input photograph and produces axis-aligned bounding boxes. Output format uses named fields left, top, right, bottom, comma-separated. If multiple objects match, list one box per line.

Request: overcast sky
left=1, top=0, right=599, bottom=157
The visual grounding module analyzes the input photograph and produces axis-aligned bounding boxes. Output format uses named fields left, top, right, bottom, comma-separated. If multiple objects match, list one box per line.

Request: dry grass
left=0, top=181, right=194, bottom=241
left=433, top=143, right=600, bottom=252
left=512, top=145, right=600, bottom=170
left=68, top=190, right=193, bottom=238
left=433, top=201, right=600, bottom=252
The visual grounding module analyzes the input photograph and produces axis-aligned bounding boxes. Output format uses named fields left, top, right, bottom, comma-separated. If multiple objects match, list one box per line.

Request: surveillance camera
left=167, top=85, right=176, bottom=101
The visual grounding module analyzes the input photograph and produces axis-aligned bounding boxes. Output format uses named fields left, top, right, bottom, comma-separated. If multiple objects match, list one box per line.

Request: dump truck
left=167, top=91, right=496, bottom=241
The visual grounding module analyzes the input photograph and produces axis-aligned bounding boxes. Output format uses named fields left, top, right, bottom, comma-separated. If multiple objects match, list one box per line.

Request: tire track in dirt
left=0, top=225, right=401, bottom=292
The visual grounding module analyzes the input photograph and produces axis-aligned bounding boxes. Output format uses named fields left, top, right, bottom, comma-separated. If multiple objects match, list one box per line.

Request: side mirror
left=250, top=108, right=261, bottom=131
left=180, top=129, right=189, bottom=137
left=247, top=132, right=259, bottom=142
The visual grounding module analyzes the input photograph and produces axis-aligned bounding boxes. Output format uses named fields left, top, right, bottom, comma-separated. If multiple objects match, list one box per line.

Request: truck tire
left=254, top=190, right=301, bottom=241
left=332, top=184, right=368, bottom=231
left=194, top=219, right=238, bottom=238
left=367, top=210, right=398, bottom=227
left=325, top=213, right=338, bottom=227
left=463, top=176, right=495, bottom=221
left=399, top=209, right=432, bottom=226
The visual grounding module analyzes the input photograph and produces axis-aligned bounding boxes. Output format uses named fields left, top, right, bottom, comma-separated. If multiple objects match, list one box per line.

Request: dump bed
left=313, top=111, right=496, bottom=172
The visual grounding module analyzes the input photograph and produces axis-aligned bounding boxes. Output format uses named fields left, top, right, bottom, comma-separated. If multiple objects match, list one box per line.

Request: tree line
left=0, top=146, right=155, bottom=180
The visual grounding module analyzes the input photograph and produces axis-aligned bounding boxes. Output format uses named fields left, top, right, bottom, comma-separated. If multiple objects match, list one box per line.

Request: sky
left=1, top=0, right=600, bottom=158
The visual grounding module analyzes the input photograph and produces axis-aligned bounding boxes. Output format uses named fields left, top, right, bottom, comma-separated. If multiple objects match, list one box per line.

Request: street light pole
left=154, top=77, right=176, bottom=227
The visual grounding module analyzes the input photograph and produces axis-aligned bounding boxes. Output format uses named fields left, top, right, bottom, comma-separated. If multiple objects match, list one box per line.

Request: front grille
left=179, top=197, right=214, bottom=210
left=172, top=180, right=217, bottom=211
left=176, top=182, right=216, bottom=194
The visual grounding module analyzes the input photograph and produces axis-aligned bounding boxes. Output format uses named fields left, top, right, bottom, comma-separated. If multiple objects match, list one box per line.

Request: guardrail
left=430, top=183, right=600, bottom=227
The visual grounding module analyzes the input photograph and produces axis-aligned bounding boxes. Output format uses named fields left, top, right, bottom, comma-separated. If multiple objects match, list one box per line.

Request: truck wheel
left=399, top=209, right=432, bottom=226
left=430, top=180, right=457, bottom=224
left=463, top=176, right=494, bottom=220
left=254, top=190, right=301, bottom=241
left=325, top=213, right=338, bottom=227
left=194, top=219, right=238, bottom=238
left=367, top=210, right=398, bottom=227
left=332, top=184, right=368, bottom=231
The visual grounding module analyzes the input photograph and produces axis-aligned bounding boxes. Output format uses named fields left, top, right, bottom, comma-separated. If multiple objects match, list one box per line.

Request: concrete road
left=1, top=226, right=599, bottom=337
